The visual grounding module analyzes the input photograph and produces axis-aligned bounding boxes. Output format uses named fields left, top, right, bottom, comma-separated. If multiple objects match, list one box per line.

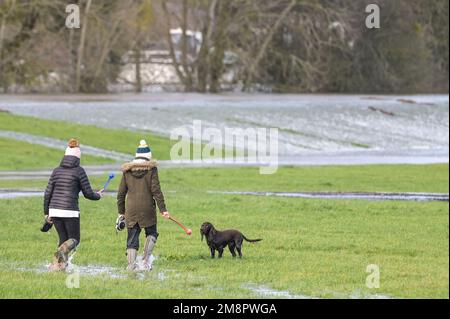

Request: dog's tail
left=243, top=235, right=262, bottom=243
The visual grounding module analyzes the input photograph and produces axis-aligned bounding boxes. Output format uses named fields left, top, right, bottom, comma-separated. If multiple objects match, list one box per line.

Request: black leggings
left=52, top=217, right=80, bottom=247
left=127, top=224, right=158, bottom=250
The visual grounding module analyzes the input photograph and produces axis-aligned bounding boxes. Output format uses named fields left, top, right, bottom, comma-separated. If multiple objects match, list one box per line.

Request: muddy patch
left=210, top=191, right=449, bottom=202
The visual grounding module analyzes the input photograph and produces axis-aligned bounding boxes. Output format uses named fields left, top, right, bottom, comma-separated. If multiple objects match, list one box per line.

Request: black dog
left=200, top=222, right=262, bottom=258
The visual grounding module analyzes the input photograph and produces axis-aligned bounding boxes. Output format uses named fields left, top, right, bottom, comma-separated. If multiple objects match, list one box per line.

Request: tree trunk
left=134, top=47, right=142, bottom=93
left=68, top=28, right=75, bottom=92
left=75, top=0, right=92, bottom=93
left=181, top=0, right=193, bottom=91
left=243, top=0, right=297, bottom=91
left=94, top=20, right=121, bottom=80
left=196, top=0, right=218, bottom=92
left=0, top=17, right=6, bottom=92
left=209, top=0, right=230, bottom=93
left=161, top=0, right=187, bottom=88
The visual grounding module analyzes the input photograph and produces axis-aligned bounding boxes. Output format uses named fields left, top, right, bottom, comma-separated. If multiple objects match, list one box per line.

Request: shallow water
left=243, top=284, right=316, bottom=299
left=243, top=284, right=394, bottom=299
left=0, top=190, right=44, bottom=199
left=0, top=94, right=448, bottom=160
left=210, top=191, right=449, bottom=202
left=22, top=253, right=158, bottom=279
left=2, top=190, right=448, bottom=201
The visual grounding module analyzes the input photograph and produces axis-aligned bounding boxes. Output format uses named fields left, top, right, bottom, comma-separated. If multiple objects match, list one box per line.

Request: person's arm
left=117, top=174, right=128, bottom=215
left=79, top=167, right=101, bottom=200
left=150, top=168, right=168, bottom=217
left=44, top=170, right=56, bottom=215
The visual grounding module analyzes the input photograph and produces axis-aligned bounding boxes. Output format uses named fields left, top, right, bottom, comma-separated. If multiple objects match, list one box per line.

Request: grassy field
left=0, top=137, right=114, bottom=170
left=0, top=112, right=174, bottom=160
left=2, top=164, right=448, bottom=194
left=0, top=164, right=448, bottom=299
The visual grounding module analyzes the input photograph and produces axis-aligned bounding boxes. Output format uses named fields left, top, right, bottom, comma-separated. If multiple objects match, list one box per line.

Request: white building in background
left=112, top=28, right=238, bottom=92
left=118, top=50, right=181, bottom=86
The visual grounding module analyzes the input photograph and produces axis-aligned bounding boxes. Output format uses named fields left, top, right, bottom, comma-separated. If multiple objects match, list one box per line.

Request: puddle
left=244, top=284, right=396, bottom=299
left=243, top=284, right=317, bottom=299
left=16, top=253, right=158, bottom=280
left=157, top=271, right=167, bottom=281
left=0, top=190, right=118, bottom=199
left=64, top=264, right=126, bottom=279
left=211, top=191, right=449, bottom=202
left=134, top=254, right=157, bottom=272
left=0, top=190, right=44, bottom=199
left=349, top=289, right=394, bottom=299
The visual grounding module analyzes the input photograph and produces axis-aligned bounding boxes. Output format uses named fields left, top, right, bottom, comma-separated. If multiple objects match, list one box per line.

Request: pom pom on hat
left=65, top=138, right=81, bottom=158
left=68, top=138, right=79, bottom=148
left=135, top=139, right=152, bottom=160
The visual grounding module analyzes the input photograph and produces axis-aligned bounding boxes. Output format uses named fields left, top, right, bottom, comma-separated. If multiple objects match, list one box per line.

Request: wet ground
left=2, top=189, right=447, bottom=201
left=210, top=191, right=449, bottom=202
left=0, top=93, right=448, bottom=164
left=0, top=130, right=131, bottom=162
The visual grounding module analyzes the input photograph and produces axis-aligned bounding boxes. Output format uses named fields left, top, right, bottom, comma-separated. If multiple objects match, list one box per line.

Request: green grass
left=2, top=164, right=448, bottom=194
left=0, top=165, right=448, bottom=298
left=0, top=137, right=114, bottom=170
left=0, top=112, right=174, bottom=160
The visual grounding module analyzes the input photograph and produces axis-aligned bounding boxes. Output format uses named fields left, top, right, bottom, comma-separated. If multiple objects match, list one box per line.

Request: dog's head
left=200, top=222, right=214, bottom=241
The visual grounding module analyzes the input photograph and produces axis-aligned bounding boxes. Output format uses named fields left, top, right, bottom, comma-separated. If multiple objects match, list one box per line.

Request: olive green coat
left=117, top=160, right=167, bottom=228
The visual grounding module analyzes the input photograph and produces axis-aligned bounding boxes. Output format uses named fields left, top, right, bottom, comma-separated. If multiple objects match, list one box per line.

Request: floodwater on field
left=0, top=190, right=44, bottom=199
left=243, top=283, right=317, bottom=299
left=16, top=254, right=158, bottom=279
left=243, top=284, right=395, bottom=299
left=0, top=93, right=448, bottom=164
left=1, top=190, right=448, bottom=201
left=211, top=191, right=450, bottom=202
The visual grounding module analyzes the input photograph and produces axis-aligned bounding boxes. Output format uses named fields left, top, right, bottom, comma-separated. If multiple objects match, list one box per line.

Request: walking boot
left=126, top=248, right=137, bottom=271
left=50, top=239, right=78, bottom=272
left=142, top=235, right=157, bottom=270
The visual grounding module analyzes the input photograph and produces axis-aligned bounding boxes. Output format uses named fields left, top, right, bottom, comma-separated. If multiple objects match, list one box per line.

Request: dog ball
left=187, top=229, right=192, bottom=235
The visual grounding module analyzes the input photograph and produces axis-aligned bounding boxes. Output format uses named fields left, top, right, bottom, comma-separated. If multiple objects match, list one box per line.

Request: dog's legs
left=218, top=246, right=224, bottom=258
left=210, top=247, right=215, bottom=259
left=228, top=243, right=236, bottom=257
left=236, top=238, right=243, bottom=258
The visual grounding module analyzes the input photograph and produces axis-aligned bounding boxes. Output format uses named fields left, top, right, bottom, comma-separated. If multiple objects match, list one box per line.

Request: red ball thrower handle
left=168, top=216, right=192, bottom=236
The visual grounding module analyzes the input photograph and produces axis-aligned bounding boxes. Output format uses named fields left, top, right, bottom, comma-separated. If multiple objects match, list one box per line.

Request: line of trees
left=0, top=0, right=448, bottom=94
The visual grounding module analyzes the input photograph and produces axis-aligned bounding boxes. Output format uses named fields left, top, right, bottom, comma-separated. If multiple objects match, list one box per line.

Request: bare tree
left=75, top=0, right=92, bottom=92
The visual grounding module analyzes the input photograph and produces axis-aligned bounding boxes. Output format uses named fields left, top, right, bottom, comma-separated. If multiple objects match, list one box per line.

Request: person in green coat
left=117, top=140, right=170, bottom=270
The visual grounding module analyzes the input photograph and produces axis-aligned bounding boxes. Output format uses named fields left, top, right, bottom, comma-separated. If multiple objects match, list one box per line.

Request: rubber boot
left=50, top=239, right=78, bottom=272
left=126, top=248, right=137, bottom=271
left=142, top=235, right=157, bottom=270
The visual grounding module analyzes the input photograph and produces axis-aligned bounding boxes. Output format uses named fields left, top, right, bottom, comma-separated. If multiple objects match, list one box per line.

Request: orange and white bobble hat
left=135, top=140, right=152, bottom=161
left=65, top=138, right=81, bottom=159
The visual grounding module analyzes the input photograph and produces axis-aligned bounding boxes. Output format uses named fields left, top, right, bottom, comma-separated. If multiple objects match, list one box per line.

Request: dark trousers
left=52, top=217, right=80, bottom=247
left=127, top=223, right=158, bottom=250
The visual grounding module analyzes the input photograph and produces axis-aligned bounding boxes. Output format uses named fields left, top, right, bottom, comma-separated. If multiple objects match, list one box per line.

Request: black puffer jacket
left=44, top=156, right=100, bottom=215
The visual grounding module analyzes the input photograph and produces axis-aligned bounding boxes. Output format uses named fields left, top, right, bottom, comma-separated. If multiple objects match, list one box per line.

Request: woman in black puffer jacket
left=44, top=138, right=103, bottom=271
